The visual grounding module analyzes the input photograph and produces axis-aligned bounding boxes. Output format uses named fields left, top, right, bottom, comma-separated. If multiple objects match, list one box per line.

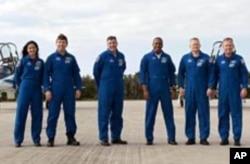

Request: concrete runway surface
left=0, top=100, right=249, bottom=164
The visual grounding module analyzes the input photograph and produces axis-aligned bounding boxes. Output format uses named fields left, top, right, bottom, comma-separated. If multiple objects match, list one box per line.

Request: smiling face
left=107, top=38, right=118, bottom=54
left=56, top=39, right=68, bottom=54
left=27, top=43, right=38, bottom=59
left=222, top=39, right=234, bottom=57
left=152, top=38, right=163, bottom=54
left=189, top=39, right=200, bottom=54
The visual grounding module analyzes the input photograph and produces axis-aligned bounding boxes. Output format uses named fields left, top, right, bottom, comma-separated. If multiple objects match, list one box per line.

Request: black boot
left=220, top=139, right=229, bottom=146
left=234, top=140, right=241, bottom=146
left=111, top=139, right=128, bottom=145
left=66, top=133, right=80, bottom=146
left=186, top=139, right=195, bottom=145
left=15, top=143, right=21, bottom=148
left=47, top=138, right=54, bottom=147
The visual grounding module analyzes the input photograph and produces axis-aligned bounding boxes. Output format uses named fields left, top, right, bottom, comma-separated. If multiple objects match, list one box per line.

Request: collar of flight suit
left=25, top=55, right=39, bottom=63
left=188, top=51, right=205, bottom=60
left=150, top=50, right=165, bottom=58
left=55, top=50, right=70, bottom=58
left=106, top=49, right=121, bottom=58
left=222, top=52, right=236, bottom=61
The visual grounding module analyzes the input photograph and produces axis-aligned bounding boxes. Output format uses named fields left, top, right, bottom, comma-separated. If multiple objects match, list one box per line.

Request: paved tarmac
left=0, top=100, right=249, bottom=164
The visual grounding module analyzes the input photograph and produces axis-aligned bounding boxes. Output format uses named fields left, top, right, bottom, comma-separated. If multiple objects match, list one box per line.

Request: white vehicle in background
left=0, top=42, right=19, bottom=100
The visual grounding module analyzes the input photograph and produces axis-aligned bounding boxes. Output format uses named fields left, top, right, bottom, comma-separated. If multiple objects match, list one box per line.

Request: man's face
left=223, top=40, right=234, bottom=55
left=152, top=39, right=163, bottom=54
left=189, top=39, right=200, bottom=53
left=107, top=39, right=118, bottom=53
left=56, top=39, right=68, bottom=53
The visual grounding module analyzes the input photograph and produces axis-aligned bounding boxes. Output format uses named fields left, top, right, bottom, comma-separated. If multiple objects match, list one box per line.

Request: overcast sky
left=0, top=0, right=249, bottom=76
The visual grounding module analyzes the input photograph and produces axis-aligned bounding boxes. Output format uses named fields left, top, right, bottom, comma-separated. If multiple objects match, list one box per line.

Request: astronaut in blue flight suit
left=93, top=36, right=127, bottom=146
left=139, top=37, right=177, bottom=145
left=43, top=34, right=83, bottom=147
left=208, top=37, right=248, bottom=146
left=178, top=37, right=211, bottom=145
left=14, top=41, right=44, bottom=147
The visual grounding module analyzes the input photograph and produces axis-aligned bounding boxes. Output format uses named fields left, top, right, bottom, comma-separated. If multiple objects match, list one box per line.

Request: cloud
left=1, top=0, right=249, bottom=39
left=0, top=0, right=250, bottom=75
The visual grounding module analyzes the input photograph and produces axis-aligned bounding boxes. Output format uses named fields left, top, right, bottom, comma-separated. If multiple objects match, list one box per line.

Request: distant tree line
left=0, top=73, right=144, bottom=101
left=81, top=72, right=144, bottom=100
left=80, top=72, right=250, bottom=100
left=2, top=72, right=250, bottom=101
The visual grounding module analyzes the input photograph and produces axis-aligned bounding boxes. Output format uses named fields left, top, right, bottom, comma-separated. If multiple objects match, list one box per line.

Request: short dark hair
left=189, top=37, right=200, bottom=42
left=153, top=37, right=163, bottom=43
left=22, top=40, right=39, bottom=58
left=106, top=36, right=117, bottom=41
left=223, top=37, right=234, bottom=43
left=57, top=33, right=68, bottom=43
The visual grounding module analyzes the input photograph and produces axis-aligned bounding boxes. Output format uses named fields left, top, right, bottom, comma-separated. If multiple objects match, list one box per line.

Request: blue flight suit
left=43, top=51, right=82, bottom=139
left=93, top=49, right=126, bottom=141
left=14, top=56, right=44, bottom=144
left=209, top=53, right=248, bottom=141
left=139, top=51, right=176, bottom=142
left=178, top=52, right=211, bottom=141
